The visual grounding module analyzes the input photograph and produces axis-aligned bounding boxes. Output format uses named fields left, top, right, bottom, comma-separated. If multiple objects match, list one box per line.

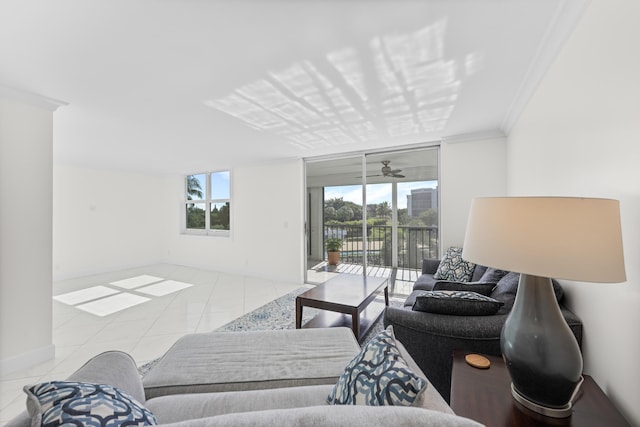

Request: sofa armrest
left=384, top=303, right=583, bottom=403
left=384, top=306, right=506, bottom=402
left=5, top=351, right=145, bottom=427
left=422, top=258, right=440, bottom=275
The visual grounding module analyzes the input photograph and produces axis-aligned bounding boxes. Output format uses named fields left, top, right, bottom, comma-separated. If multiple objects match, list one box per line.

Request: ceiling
left=306, top=148, right=438, bottom=187
left=0, top=0, right=588, bottom=175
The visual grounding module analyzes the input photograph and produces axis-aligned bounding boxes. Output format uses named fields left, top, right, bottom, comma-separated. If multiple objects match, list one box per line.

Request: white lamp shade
left=462, top=197, right=626, bottom=283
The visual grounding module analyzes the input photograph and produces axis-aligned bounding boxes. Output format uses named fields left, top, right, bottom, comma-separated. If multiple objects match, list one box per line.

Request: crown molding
left=0, top=85, right=68, bottom=111
left=441, top=129, right=506, bottom=144
left=500, top=0, right=591, bottom=135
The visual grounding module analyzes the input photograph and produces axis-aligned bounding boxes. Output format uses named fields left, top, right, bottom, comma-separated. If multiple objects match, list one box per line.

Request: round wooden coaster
left=465, top=353, right=491, bottom=369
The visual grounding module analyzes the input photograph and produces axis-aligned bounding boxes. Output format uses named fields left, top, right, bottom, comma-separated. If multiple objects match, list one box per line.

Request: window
left=184, top=171, right=231, bottom=235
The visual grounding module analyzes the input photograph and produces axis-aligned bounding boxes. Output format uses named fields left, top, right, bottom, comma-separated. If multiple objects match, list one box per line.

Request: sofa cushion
left=155, top=406, right=484, bottom=427
left=490, top=272, right=520, bottom=313
left=470, top=264, right=488, bottom=282
left=25, top=381, right=157, bottom=427
left=433, top=247, right=476, bottom=282
left=479, top=267, right=510, bottom=283
left=143, top=328, right=360, bottom=399
left=490, top=273, right=565, bottom=314
left=412, top=291, right=504, bottom=316
left=327, top=326, right=426, bottom=406
left=147, top=385, right=335, bottom=423
left=413, top=273, right=438, bottom=291
left=433, top=281, right=495, bottom=296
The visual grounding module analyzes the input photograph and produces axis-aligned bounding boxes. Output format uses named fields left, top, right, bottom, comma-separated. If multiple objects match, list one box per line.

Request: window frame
left=182, top=170, right=232, bottom=237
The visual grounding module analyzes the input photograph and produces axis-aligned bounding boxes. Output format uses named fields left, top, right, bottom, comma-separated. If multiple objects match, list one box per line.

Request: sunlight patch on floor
left=53, top=275, right=195, bottom=317
left=109, top=275, right=164, bottom=289
left=76, top=293, right=151, bottom=317
left=136, top=280, right=193, bottom=297
left=53, top=285, right=119, bottom=305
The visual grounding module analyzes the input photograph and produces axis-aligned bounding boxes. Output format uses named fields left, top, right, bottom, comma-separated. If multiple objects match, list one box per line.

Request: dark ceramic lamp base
left=511, top=378, right=583, bottom=418
left=501, top=274, right=583, bottom=419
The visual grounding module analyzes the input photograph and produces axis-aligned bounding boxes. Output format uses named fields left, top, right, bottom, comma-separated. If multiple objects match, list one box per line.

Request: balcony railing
left=324, top=224, right=438, bottom=270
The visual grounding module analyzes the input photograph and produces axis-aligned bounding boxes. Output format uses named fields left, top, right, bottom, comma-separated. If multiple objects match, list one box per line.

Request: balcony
left=310, top=224, right=438, bottom=296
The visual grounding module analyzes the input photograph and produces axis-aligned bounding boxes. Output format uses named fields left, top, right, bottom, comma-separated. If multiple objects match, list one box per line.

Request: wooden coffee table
left=295, top=274, right=389, bottom=343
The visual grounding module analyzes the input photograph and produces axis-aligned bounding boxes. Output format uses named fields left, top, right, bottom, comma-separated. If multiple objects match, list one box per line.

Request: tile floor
left=0, top=264, right=305, bottom=425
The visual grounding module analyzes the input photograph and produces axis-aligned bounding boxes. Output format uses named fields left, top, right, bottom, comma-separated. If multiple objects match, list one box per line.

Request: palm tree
left=187, top=176, right=204, bottom=200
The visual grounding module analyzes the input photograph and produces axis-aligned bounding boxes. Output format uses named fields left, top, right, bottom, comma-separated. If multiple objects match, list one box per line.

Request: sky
left=325, top=180, right=437, bottom=209
left=188, top=171, right=230, bottom=200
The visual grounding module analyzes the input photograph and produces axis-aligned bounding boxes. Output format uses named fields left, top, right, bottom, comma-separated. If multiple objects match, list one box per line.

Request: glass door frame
left=304, top=145, right=440, bottom=285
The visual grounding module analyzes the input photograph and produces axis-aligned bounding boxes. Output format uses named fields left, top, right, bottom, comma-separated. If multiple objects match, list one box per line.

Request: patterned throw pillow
left=327, top=326, right=426, bottom=406
left=412, top=290, right=504, bottom=316
left=433, top=247, right=476, bottom=282
left=25, top=381, right=157, bottom=427
left=432, top=281, right=496, bottom=296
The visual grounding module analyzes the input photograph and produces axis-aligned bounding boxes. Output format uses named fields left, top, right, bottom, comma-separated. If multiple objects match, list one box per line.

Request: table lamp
left=462, top=197, right=626, bottom=418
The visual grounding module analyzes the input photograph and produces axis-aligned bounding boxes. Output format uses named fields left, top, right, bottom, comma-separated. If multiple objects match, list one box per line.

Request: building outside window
left=184, top=171, right=231, bottom=235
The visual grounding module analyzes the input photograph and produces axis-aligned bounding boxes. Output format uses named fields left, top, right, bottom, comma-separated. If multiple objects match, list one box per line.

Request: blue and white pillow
left=433, top=247, right=476, bottom=282
left=327, top=326, right=426, bottom=406
left=25, top=381, right=157, bottom=427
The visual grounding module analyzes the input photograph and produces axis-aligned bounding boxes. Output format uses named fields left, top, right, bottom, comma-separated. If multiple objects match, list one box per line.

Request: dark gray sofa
left=384, top=258, right=583, bottom=403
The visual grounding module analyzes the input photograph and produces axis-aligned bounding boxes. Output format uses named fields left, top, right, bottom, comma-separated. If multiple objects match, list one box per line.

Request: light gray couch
left=7, top=328, right=483, bottom=427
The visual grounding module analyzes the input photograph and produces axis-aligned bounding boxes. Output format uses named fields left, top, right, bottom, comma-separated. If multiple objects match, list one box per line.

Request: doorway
left=305, top=147, right=439, bottom=295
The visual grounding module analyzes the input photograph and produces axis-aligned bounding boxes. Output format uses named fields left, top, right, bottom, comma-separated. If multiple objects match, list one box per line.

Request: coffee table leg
left=352, top=310, right=359, bottom=340
left=384, top=284, right=389, bottom=306
left=295, top=298, right=303, bottom=329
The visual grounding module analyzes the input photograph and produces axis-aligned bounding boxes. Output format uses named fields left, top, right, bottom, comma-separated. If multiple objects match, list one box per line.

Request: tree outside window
left=184, top=171, right=231, bottom=235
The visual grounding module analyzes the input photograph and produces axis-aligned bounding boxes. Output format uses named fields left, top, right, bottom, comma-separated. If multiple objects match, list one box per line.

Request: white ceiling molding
left=500, top=0, right=591, bottom=135
left=0, top=85, right=68, bottom=112
left=441, top=129, right=506, bottom=144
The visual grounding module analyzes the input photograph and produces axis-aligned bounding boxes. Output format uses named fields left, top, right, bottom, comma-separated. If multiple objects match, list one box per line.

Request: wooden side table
left=450, top=350, right=630, bottom=426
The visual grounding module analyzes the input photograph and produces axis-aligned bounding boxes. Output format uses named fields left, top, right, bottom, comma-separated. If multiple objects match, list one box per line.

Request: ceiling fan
left=369, top=160, right=405, bottom=178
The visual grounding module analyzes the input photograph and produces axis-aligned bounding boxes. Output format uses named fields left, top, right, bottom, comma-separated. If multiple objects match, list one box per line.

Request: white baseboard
left=0, top=344, right=55, bottom=376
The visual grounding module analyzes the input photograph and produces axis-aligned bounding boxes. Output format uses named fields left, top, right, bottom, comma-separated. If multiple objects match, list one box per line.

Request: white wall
left=307, top=187, right=324, bottom=261
left=165, top=159, right=305, bottom=284
left=440, top=137, right=507, bottom=251
left=507, top=0, right=640, bottom=424
left=0, top=99, right=54, bottom=373
left=53, top=165, right=169, bottom=280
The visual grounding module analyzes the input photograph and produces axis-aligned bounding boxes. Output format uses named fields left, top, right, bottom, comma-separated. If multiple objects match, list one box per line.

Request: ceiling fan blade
left=392, top=173, right=405, bottom=178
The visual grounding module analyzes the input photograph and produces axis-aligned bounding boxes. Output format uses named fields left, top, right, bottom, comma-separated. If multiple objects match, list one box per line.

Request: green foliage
left=186, top=205, right=205, bottom=229
left=419, top=208, right=439, bottom=226
left=369, top=218, right=388, bottom=226
left=324, top=197, right=361, bottom=222
left=324, top=197, right=436, bottom=234
left=325, top=237, right=343, bottom=252
left=186, top=176, right=204, bottom=200
left=210, top=202, right=230, bottom=230
left=186, top=202, right=230, bottom=230
left=324, top=206, right=337, bottom=221
left=336, top=205, right=354, bottom=222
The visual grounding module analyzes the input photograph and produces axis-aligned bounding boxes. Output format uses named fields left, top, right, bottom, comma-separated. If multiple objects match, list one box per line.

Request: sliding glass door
left=305, top=147, right=439, bottom=293
left=306, top=156, right=364, bottom=284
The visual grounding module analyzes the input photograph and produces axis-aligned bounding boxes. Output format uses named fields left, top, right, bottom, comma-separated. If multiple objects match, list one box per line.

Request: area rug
left=215, top=287, right=316, bottom=332
left=138, top=287, right=403, bottom=376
